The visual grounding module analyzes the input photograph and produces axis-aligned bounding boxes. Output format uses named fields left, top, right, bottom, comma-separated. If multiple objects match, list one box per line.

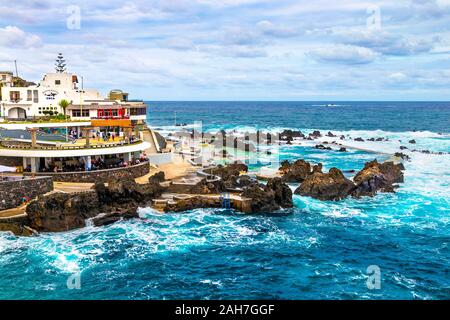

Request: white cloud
left=256, top=20, right=299, bottom=38
left=331, top=28, right=436, bottom=56
left=0, top=26, right=42, bottom=48
left=309, top=45, right=379, bottom=64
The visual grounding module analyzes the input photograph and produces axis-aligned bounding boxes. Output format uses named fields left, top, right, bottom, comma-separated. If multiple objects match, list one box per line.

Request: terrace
left=0, top=137, right=142, bottom=151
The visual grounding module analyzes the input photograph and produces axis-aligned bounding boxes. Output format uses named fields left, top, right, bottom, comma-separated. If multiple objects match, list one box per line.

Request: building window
left=55, top=80, right=61, bottom=85
left=33, top=90, right=39, bottom=103
left=2, top=75, right=6, bottom=80
left=27, top=90, right=32, bottom=101
left=10, top=91, right=20, bottom=102
left=129, top=107, right=146, bottom=116
left=72, top=109, right=90, bottom=117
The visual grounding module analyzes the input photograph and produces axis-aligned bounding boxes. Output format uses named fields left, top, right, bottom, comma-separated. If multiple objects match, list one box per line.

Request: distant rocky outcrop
left=279, top=129, right=305, bottom=142
left=309, top=130, right=322, bottom=139
left=315, top=144, right=332, bottom=150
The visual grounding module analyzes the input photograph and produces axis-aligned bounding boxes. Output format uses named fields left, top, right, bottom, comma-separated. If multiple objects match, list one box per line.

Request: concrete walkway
left=0, top=204, right=27, bottom=219
left=53, top=181, right=94, bottom=193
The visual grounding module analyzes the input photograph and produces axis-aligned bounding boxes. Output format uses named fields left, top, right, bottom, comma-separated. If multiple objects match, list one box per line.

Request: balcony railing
left=0, top=139, right=142, bottom=151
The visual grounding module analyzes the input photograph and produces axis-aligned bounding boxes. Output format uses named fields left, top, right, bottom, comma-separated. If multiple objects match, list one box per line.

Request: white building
left=0, top=71, right=13, bottom=87
left=0, top=67, right=147, bottom=122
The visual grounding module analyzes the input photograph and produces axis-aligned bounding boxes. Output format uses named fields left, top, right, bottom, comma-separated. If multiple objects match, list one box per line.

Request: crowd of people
left=68, top=129, right=138, bottom=144
left=23, top=153, right=149, bottom=173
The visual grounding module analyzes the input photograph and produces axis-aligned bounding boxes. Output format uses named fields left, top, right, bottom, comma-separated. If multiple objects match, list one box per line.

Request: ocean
left=0, top=101, right=449, bottom=299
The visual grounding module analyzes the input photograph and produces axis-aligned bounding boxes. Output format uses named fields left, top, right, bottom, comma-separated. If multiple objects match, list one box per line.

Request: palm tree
left=58, top=99, right=70, bottom=118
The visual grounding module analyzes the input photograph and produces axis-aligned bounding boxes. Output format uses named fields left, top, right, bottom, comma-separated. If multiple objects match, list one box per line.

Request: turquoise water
left=1, top=102, right=449, bottom=299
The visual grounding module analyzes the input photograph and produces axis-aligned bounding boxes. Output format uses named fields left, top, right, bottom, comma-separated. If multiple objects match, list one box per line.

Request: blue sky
left=1, top=0, right=450, bottom=100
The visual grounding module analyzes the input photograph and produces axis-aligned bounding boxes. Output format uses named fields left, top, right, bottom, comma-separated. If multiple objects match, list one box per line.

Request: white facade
left=0, top=71, right=147, bottom=121
left=0, top=72, right=13, bottom=87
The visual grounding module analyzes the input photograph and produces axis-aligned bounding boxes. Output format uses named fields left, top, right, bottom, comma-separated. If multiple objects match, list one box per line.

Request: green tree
left=58, top=99, right=70, bottom=118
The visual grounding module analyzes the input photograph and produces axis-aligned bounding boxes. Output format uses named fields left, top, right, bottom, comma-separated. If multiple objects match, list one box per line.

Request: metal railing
left=0, top=138, right=142, bottom=150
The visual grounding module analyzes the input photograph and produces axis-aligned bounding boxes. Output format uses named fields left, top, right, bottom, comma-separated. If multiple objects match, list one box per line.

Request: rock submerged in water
left=315, top=144, right=332, bottom=150
left=394, top=152, right=410, bottom=161
left=279, top=129, right=305, bottom=141
left=309, top=130, right=322, bottom=138
left=294, top=168, right=355, bottom=201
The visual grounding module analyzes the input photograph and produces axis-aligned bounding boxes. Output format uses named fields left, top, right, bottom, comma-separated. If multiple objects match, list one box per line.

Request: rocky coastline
left=0, top=128, right=415, bottom=236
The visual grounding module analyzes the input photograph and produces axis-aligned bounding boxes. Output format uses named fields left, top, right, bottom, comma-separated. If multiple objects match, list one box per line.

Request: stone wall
left=0, top=176, right=53, bottom=211
left=24, top=161, right=150, bottom=183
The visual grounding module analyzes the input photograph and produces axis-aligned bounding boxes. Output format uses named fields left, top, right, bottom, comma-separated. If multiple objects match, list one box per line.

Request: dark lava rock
left=165, top=196, right=221, bottom=213
left=95, top=176, right=164, bottom=207
left=266, top=177, right=293, bottom=208
left=26, top=174, right=166, bottom=233
left=315, top=144, right=332, bottom=150
left=309, top=130, right=322, bottom=138
left=212, top=162, right=248, bottom=180
left=338, top=147, right=347, bottom=152
left=279, top=159, right=312, bottom=182
left=26, top=192, right=103, bottom=232
left=339, top=135, right=345, bottom=140
left=394, top=152, right=411, bottom=161
left=354, top=137, right=365, bottom=142
left=237, top=175, right=258, bottom=188
left=375, top=137, right=384, bottom=141
left=326, top=131, right=337, bottom=137
left=312, top=163, right=323, bottom=173
left=190, top=178, right=226, bottom=194
left=294, top=168, right=355, bottom=201
left=91, top=209, right=139, bottom=227
left=241, top=184, right=279, bottom=213
left=149, top=171, right=165, bottom=184
left=409, top=139, right=416, bottom=144
left=400, top=146, right=408, bottom=150
left=0, top=223, right=36, bottom=237
left=279, top=129, right=305, bottom=141
left=352, top=160, right=405, bottom=197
